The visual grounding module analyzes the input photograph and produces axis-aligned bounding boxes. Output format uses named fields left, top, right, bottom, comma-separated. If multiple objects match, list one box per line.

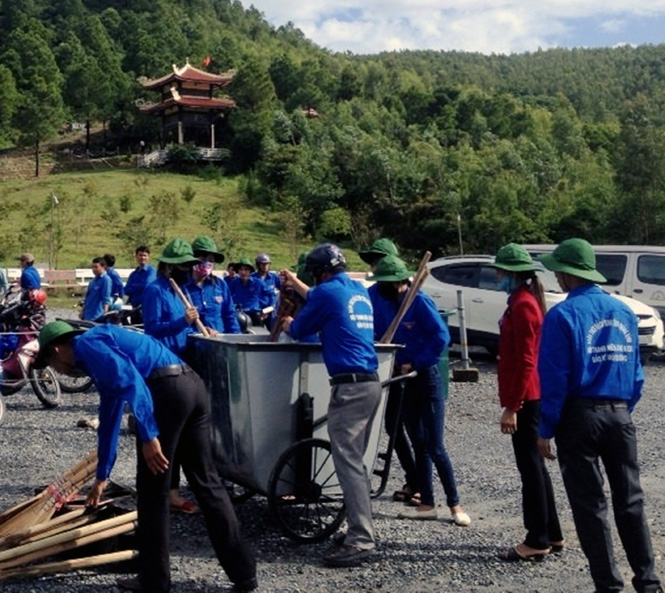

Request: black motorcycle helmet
left=305, top=244, right=347, bottom=282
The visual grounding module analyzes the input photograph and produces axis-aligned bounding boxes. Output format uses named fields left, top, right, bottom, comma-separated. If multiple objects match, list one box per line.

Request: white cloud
left=247, top=1, right=665, bottom=54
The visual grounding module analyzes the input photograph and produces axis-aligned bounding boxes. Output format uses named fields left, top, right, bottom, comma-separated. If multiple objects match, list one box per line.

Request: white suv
left=422, top=255, right=665, bottom=362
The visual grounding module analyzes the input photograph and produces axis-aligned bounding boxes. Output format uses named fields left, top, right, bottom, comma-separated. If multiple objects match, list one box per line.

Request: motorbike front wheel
left=54, top=370, right=93, bottom=394
left=29, top=366, right=62, bottom=409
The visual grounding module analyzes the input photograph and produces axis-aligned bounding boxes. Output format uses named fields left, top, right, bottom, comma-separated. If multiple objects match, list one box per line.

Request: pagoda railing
left=138, top=147, right=224, bottom=168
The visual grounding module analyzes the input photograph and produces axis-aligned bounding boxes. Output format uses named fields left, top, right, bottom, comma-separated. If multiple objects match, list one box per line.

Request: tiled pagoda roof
left=142, top=60, right=235, bottom=90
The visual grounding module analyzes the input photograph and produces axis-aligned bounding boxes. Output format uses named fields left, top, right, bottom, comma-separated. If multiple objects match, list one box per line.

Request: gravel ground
left=1, top=308, right=664, bottom=592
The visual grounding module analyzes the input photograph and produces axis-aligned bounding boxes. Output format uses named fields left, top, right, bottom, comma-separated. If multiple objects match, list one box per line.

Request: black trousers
left=511, top=400, right=562, bottom=549
left=556, top=400, right=661, bottom=593
left=383, top=380, right=418, bottom=490
left=136, top=371, right=256, bottom=593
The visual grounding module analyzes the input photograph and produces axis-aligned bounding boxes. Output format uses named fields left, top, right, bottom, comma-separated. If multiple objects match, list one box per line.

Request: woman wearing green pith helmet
left=371, top=255, right=470, bottom=527
left=490, top=243, right=564, bottom=562
left=142, top=238, right=203, bottom=514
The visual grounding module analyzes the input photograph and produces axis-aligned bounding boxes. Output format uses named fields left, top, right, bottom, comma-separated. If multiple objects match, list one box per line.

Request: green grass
left=0, top=168, right=366, bottom=271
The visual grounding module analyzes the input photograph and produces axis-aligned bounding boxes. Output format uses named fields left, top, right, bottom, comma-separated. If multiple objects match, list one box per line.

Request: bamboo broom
left=380, top=251, right=432, bottom=344
left=168, top=278, right=210, bottom=336
left=0, top=511, right=137, bottom=571
left=0, top=549, right=138, bottom=582
left=0, top=450, right=98, bottom=537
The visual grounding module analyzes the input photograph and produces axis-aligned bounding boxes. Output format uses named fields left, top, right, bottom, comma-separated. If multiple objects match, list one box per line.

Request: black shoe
left=324, top=544, right=375, bottom=567
left=117, top=576, right=143, bottom=592
left=233, top=576, right=258, bottom=592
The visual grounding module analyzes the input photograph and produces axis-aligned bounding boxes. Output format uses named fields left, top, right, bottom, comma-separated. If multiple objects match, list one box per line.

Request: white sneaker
left=451, top=511, right=471, bottom=526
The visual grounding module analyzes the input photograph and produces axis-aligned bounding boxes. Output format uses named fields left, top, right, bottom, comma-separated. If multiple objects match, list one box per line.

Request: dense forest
left=2, top=0, right=665, bottom=257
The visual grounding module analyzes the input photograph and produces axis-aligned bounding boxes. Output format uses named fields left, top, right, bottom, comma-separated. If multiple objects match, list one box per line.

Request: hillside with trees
left=2, top=0, right=665, bottom=259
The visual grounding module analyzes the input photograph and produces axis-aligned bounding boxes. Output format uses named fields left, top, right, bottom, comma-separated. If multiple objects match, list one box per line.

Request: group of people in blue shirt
left=30, top=235, right=664, bottom=593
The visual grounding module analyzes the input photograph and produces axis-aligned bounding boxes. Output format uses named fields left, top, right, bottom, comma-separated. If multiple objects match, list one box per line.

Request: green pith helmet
left=539, top=238, right=607, bottom=283
left=490, top=243, right=539, bottom=273
left=232, top=257, right=255, bottom=273
left=372, top=255, right=414, bottom=282
left=191, top=236, right=225, bottom=263
left=359, top=238, right=399, bottom=265
left=35, top=320, right=84, bottom=368
left=295, top=252, right=312, bottom=284
left=157, top=238, right=198, bottom=265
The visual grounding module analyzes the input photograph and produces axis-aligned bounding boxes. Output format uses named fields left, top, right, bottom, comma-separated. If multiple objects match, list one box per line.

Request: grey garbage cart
left=190, top=333, right=401, bottom=543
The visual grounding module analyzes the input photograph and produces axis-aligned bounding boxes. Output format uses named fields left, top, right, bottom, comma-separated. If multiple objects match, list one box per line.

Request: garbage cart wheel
left=223, top=479, right=256, bottom=504
left=267, top=438, right=346, bottom=543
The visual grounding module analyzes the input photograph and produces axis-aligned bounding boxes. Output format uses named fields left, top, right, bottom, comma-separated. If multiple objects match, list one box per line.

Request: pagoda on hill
left=140, top=59, right=236, bottom=150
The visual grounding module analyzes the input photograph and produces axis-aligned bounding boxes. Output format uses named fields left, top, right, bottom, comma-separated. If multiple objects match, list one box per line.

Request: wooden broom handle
left=380, top=251, right=431, bottom=344
left=168, top=278, right=210, bottom=337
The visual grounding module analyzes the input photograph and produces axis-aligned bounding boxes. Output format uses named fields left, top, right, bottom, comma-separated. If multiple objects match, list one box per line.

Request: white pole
left=457, top=214, right=463, bottom=256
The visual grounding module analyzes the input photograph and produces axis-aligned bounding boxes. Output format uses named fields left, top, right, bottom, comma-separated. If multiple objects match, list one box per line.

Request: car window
left=430, top=264, right=478, bottom=288
left=637, top=255, right=665, bottom=286
left=595, top=254, right=627, bottom=286
left=478, top=266, right=502, bottom=291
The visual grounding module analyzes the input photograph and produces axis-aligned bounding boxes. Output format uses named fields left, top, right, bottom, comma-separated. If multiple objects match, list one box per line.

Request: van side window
left=595, top=254, right=627, bottom=286
left=637, top=255, right=665, bottom=286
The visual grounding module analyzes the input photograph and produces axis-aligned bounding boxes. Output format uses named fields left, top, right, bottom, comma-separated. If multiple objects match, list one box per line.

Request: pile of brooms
left=0, top=449, right=138, bottom=582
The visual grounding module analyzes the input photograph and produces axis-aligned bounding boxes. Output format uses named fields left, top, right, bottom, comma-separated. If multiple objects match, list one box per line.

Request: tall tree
left=6, top=22, right=65, bottom=176
left=614, top=94, right=665, bottom=243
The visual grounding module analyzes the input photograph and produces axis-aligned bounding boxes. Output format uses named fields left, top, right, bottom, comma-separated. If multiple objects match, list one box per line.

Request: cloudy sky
left=246, top=1, right=665, bottom=55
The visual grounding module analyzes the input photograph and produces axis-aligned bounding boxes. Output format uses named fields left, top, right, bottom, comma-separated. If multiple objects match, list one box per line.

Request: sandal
left=392, top=485, right=416, bottom=502
left=170, top=499, right=200, bottom=514
left=549, top=541, right=565, bottom=553
left=406, top=492, right=422, bottom=506
left=498, top=546, right=549, bottom=562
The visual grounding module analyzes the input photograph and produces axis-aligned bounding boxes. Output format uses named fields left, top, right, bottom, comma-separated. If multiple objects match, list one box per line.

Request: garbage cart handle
left=381, top=370, right=417, bottom=388
left=168, top=278, right=210, bottom=337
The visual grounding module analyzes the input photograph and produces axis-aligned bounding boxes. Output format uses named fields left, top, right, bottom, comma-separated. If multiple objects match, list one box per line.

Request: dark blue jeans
left=556, top=399, right=660, bottom=593
left=402, top=365, right=460, bottom=508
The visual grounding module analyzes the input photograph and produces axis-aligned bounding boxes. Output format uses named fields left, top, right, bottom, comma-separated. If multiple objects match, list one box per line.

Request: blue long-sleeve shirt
left=20, top=266, right=41, bottom=290
left=370, top=283, right=449, bottom=370
left=106, top=267, right=124, bottom=299
left=288, top=272, right=377, bottom=376
left=72, top=325, right=181, bottom=480
left=251, top=270, right=281, bottom=309
left=183, top=275, right=240, bottom=334
left=538, top=283, right=644, bottom=439
left=142, top=275, right=194, bottom=355
left=229, top=276, right=273, bottom=314
left=82, top=273, right=112, bottom=321
left=124, top=264, right=156, bottom=307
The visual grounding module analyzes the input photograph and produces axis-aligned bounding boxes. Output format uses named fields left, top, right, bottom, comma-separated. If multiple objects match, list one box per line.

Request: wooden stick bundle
left=0, top=549, right=138, bottom=582
left=0, top=450, right=98, bottom=537
left=0, top=511, right=137, bottom=571
left=0, top=507, right=90, bottom=550
left=380, top=251, right=432, bottom=344
left=168, top=278, right=210, bottom=336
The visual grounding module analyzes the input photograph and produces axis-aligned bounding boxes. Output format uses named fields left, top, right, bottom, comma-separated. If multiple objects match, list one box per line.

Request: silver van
left=524, top=245, right=665, bottom=317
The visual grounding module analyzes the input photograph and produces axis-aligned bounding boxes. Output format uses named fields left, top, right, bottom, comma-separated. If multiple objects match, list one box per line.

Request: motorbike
left=0, top=285, right=62, bottom=418
left=55, top=301, right=139, bottom=394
